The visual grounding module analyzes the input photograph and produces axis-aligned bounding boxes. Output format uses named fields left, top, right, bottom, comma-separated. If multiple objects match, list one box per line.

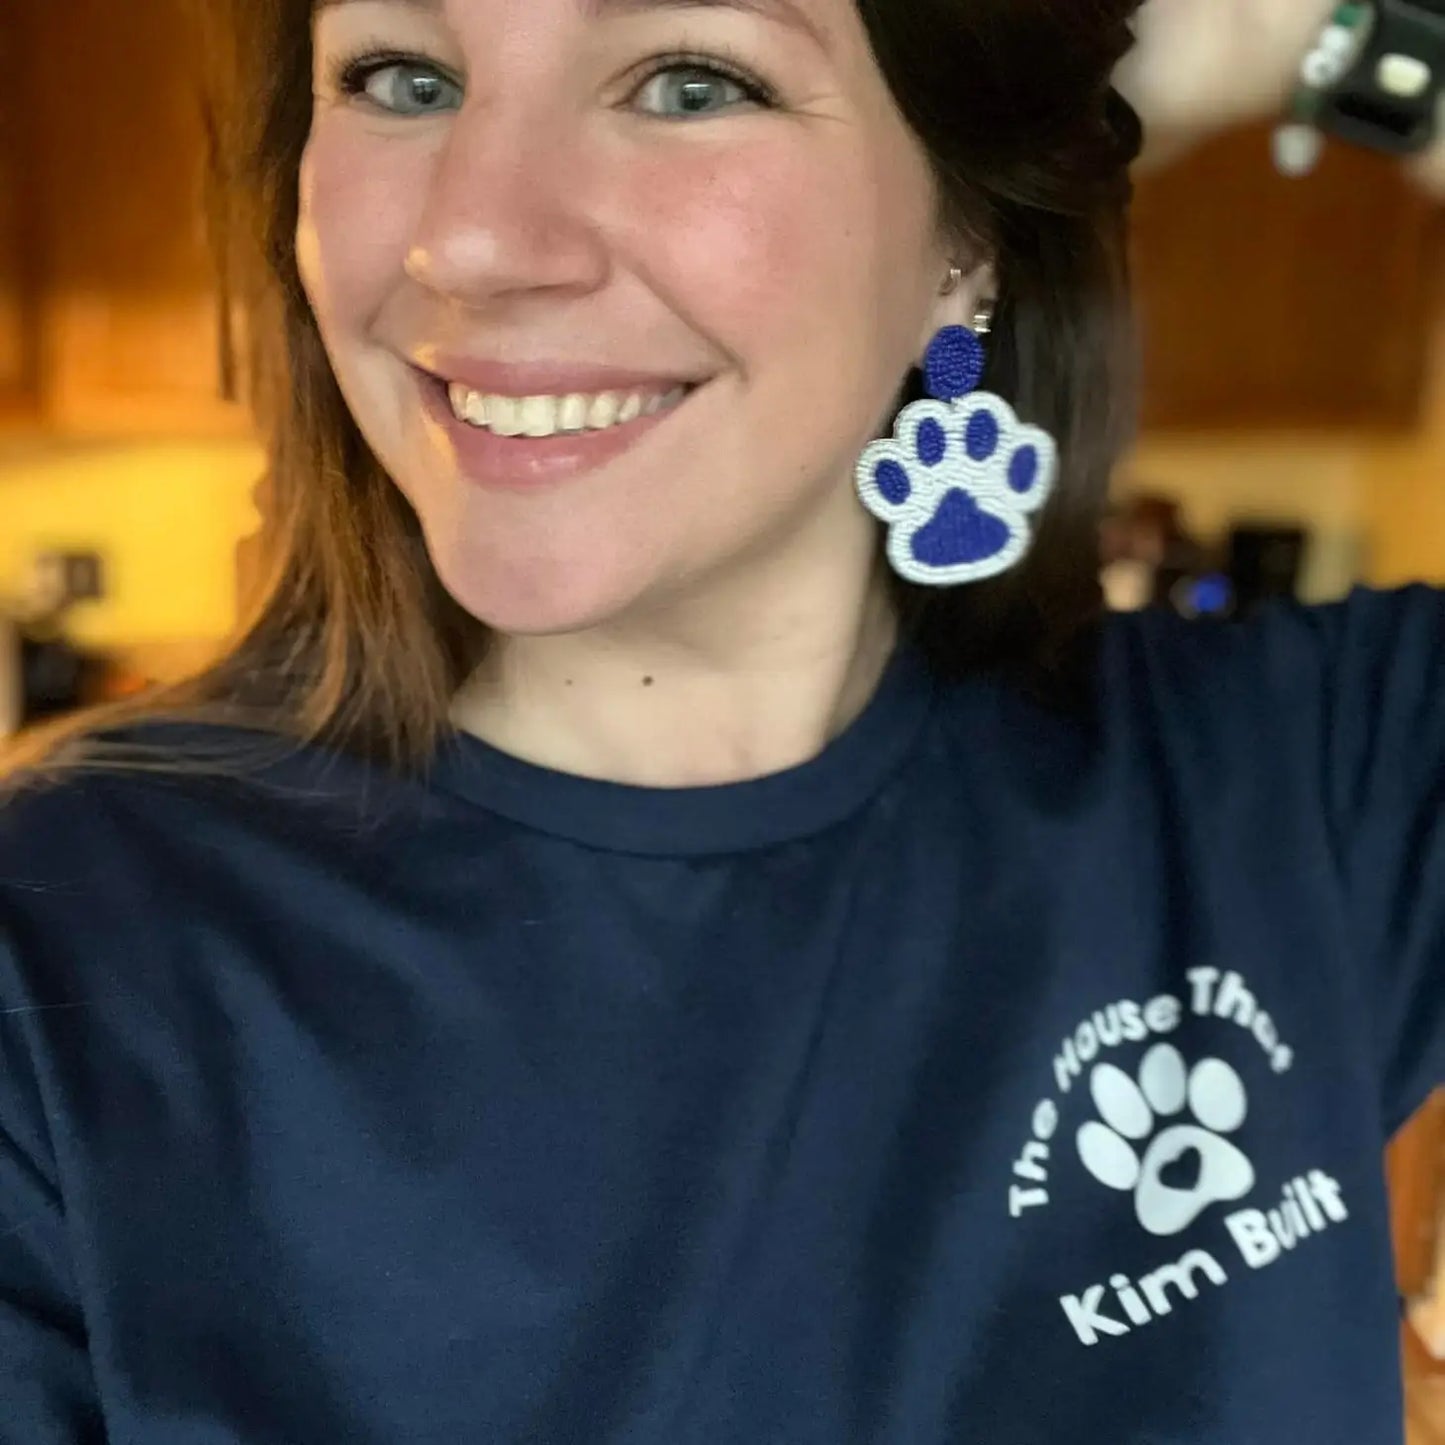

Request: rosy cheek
left=614, top=135, right=922, bottom=354
left=299, top=122, right=428, bottom=327
left=618, top=141, right=835, bottom=319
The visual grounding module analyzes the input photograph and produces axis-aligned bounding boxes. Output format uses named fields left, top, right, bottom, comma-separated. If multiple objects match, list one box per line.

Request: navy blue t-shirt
left=4, top=587, right=1445, bottom=1444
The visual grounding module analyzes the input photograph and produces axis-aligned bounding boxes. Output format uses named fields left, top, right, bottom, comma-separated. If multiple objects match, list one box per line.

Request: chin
left=425, top=533, right=658, bottom=639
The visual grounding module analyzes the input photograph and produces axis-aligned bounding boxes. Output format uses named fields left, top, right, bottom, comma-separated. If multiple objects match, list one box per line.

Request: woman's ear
left=916, top=258, right=998, bottom=362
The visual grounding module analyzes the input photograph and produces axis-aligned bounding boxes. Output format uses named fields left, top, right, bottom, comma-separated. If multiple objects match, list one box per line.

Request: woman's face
left=299, top=0, right=972, bottom=636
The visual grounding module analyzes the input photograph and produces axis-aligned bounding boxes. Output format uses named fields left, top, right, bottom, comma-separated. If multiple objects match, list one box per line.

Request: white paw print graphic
left=1076, top=1043, right=1255, bottom=1238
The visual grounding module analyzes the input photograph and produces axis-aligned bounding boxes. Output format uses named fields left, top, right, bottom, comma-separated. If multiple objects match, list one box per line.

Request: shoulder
left=0, top=723, right=430, bottom=926
left=928, top=585, right=1445, bottom=790
left=1095, top=584, right=1445, bottom=718
left=2, top=721, right=297, bottom=842
left=0, top=729, right=249, bottom=922
left=0, top=722, right=460, bottom=1024
left=1096, top=585, right=1445, bottom=814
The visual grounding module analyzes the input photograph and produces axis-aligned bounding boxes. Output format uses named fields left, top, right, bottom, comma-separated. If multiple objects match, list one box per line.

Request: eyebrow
left=589, top=0, right=827, bottom=49
left=315, top=0, right=828, bottom=50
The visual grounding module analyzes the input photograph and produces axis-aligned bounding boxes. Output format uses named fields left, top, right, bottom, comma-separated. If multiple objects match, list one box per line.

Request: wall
left=1119, top=263, right=1445, bottom=600
left=0, top=439, right=262, bottom=650
left=1363, top=288, right=1445, bottom=587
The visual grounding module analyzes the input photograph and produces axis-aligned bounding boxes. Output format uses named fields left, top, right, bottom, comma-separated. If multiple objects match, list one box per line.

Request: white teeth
left=586, top=392, right=621, bottom=430
left=520, top=395, right=559, bottom=437
left=558, top=394, right=589, bottom=432
left=490, top=396, right=523, bottom=437
left=445, top=381, right=690, bottom=436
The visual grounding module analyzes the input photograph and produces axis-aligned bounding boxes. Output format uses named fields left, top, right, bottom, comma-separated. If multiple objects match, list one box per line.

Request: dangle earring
left=855, top=265, right=1058, bottom=588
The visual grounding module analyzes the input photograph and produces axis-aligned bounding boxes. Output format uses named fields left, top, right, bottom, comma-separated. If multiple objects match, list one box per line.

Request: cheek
left=297, top=123, right=428, bottom=332
left=613, top=128, right=937, bottom=378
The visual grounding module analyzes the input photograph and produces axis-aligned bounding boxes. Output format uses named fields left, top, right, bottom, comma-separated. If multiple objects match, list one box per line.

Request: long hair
left=3, top=0, right=1143, bottom=782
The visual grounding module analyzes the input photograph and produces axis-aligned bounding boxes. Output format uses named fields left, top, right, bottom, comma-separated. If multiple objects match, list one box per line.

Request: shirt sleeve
left=0, top=924, right=105, bottom=1444
left=1307, top=585, right=1445, bottom=1133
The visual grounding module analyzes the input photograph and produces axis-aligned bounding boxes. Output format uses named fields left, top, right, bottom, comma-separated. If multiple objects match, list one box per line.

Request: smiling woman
left=128, top=0, right=1138, bottom=771
left=4, top=2, right=1445, bottom=1443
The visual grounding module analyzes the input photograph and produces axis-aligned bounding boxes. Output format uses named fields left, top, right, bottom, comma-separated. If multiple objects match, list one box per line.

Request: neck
left=450, top=556, right=900, bottom=789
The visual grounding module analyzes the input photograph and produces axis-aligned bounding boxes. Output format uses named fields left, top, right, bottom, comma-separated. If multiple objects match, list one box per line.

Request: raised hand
left=1116, top=0, right=1444, bottom=194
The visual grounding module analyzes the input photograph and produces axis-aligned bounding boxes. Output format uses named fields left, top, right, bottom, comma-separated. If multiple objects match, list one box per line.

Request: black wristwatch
left=1314, top=0, right=1445, bottom=155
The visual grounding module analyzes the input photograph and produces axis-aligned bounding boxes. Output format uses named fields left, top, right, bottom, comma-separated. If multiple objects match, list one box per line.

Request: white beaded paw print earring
left=856, top=264, right=1059, bottom=588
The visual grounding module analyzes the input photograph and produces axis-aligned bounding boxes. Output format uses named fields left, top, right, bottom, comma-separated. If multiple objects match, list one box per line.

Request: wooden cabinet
left=7, top=0, right=246, bottom=438
left=0, top=4, right=39, bottom=422
left=1392, top=1096, right=1445, bottom=1443
left=1132, top=124, right=1441, bottom=432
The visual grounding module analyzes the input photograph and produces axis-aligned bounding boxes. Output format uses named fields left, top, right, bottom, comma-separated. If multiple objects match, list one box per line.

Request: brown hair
left=3, top=0, right=1143, bottom=782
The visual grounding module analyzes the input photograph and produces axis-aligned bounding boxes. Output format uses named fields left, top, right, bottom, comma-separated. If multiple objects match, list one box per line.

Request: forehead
left=312, top=0, right=830, bottom=39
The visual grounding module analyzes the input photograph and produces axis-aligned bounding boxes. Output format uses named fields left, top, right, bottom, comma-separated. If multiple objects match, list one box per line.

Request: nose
left=403, top=103, right=610, bottom=305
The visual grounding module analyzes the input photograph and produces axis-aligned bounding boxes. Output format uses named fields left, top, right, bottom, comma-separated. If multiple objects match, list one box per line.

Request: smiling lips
left=420, top=365, right=700, bottom=491
left=445, top=381, right=690, bottom=438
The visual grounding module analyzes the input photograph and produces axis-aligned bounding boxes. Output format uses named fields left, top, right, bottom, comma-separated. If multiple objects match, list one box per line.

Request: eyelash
left=333, top=48, right=422, bottom=98
left=330, top=45, right=778, bottom=113
left=637, top=48, right=779, bottom=108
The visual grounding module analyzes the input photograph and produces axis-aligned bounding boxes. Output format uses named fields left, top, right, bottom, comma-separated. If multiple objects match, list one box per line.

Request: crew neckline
left=430, top=643, right=937, bottom=857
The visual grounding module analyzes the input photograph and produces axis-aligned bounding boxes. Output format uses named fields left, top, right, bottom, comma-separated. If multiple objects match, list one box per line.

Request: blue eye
left=633, top=62, right=773, bottom=119
left=342, top=59, right=463, bottom=117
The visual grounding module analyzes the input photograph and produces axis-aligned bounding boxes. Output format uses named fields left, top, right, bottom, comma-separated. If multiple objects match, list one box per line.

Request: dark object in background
left=31, top=550, right=106, bottom=608
left=1, top=550, right=111, bottom=732
left=1100, top=494, right=1210, bottom=612
left=1103, top=500, right=1312, bottom=621
left=55, top=552, right=105, bottom=603
left=1227, top=525, right=1309, bottom=617
left=19, top=630, right=101, bottom=724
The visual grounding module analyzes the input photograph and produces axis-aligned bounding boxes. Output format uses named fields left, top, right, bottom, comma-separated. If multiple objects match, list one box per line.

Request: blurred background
left=3, top=1, right=1445, bottom=731
left=5, top=3, right=1445, bottom=735
left=3, top=0, right=1445, bottom=1433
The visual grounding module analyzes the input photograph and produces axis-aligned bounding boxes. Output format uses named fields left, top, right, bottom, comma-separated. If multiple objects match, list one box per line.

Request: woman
left=3, top=0, right=1443, bottom=1439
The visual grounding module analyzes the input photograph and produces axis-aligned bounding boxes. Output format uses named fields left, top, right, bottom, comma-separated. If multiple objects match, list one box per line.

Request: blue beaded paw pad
left=856, top=327, right=1057, bottom=588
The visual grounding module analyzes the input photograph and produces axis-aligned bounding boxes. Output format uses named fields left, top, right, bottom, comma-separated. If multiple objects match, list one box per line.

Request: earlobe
left=915, top=258, right=996, bottom=362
